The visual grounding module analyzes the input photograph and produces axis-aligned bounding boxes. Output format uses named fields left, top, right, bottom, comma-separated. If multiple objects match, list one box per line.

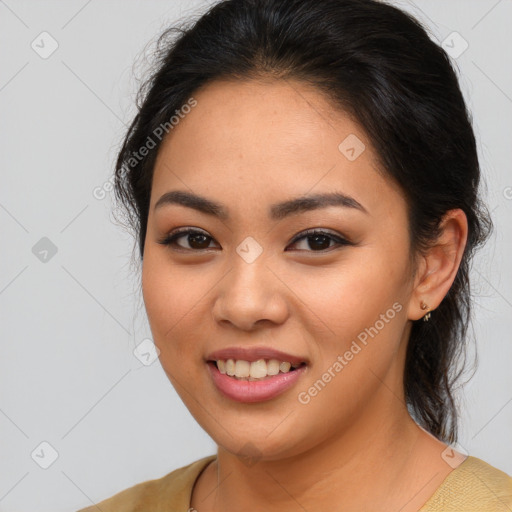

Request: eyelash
left=157, top=227, right=352, bottom=253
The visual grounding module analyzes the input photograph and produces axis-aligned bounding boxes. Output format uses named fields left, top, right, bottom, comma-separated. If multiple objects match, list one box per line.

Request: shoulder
left=75, top=454, right=217, bottom=512
left=420, top=455, right=512, bottom=511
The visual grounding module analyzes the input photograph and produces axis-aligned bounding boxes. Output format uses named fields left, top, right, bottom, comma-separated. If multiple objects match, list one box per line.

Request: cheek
left=286, top=251, right=407, bottom=340
left=289, top=263, right=408, bottom=428
left=141, top=255, right=175, bottom=338
left=141, top=249, right=202, bottom=361
left=284, top=243, right=410, bottom=395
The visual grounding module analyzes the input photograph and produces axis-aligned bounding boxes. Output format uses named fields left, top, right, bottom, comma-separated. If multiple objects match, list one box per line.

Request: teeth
left=214, top=358, right=303, bottom=380
left=250, top=359, right=267, bottom=378
left=226, top=359, right=235, bottom=376
left=235, top=360, right=250, bottom=378
left=279, top=361, right=291, bottom=373
left=267, top=359, right=280, bottom=376
left=217, top=360, right=227, bottom=374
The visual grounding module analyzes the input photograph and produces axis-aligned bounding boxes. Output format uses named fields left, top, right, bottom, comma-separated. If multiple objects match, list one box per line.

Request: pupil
left=309, top=234, right=329, bottom=250
left=190, top=234, right=210, bottom=249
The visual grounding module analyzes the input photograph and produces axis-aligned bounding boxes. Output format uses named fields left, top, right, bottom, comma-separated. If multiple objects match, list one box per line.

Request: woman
left=78, top=0, right=512, bottom=510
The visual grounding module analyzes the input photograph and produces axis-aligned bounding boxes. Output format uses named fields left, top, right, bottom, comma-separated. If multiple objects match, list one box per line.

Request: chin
left=207, top=421, right=310, bottom=463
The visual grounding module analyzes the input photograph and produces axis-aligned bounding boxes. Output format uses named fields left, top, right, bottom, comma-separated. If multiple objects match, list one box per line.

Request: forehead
left=151, top=78, right=405, bottom=221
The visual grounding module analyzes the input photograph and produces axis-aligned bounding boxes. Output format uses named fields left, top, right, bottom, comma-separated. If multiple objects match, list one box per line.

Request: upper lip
left=206, top=346, right=308, bottom=365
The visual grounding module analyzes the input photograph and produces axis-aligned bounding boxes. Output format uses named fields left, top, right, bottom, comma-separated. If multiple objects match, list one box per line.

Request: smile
left=207, top=359, right=308, bottom=403
left=215, top=358, right=304, bottom=379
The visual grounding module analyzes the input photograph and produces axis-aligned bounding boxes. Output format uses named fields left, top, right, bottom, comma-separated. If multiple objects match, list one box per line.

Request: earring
left=420, top=301, right=431, bottom=322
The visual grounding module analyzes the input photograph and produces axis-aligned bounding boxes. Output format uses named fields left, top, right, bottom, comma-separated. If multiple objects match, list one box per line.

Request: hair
left=113, top=0, right=492, bottom=444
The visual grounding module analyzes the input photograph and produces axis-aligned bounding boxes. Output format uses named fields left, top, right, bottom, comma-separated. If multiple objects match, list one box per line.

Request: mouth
left=206, top=358, right=308, bottom=403
left=208, top=359, right=307, bottom=381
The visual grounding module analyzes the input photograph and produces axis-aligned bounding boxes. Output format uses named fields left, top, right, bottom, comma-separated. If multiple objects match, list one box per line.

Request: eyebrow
left=154, top=189, right=368, bottom=220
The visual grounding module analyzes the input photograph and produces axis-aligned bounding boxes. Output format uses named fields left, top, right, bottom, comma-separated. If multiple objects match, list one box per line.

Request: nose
left=211, top=255, right=289, bottom=331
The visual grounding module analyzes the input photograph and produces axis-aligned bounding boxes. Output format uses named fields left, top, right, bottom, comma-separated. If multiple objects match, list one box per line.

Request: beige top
left=76, top=454, right=512, bottom=511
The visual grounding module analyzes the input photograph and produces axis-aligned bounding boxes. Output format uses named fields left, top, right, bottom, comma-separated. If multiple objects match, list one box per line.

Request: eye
left=286, top=228, right=352, bottom=252
left=157, top=227, right=351, bottom=253
left=157, top=228, right=218, bottom=251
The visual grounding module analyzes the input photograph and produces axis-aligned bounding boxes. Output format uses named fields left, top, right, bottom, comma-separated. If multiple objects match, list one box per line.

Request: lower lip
left=207, top=362, right=307, bottom=403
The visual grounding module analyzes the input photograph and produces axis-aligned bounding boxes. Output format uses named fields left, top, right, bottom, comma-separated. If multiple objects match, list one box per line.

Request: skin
left=141, top=78, right=468, bottom=512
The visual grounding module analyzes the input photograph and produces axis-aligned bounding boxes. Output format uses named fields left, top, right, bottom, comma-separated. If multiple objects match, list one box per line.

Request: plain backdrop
left=0, top=1, right=511, bottom=510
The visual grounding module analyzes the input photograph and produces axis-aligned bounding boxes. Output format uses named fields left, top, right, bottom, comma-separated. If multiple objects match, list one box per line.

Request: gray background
left=0, top=1, right=511, bottom=510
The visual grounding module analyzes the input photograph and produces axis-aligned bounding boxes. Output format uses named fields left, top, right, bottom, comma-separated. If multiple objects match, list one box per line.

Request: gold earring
left=420, top=301, right=431, bottom=322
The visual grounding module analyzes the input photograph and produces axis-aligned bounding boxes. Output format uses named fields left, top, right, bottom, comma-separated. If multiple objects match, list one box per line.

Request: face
left=142, top=78, right=417, bottom=461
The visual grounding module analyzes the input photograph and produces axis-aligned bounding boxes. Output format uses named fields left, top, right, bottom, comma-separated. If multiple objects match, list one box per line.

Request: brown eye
left=158, top=228, right=218, bottom=251
left=158, top=227, right=351, bottom=253
left=287, top=229, right=351, bottom=252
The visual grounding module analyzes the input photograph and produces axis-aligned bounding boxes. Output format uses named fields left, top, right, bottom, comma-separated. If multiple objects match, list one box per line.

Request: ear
left=407, top=209, right=468, bottom=321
